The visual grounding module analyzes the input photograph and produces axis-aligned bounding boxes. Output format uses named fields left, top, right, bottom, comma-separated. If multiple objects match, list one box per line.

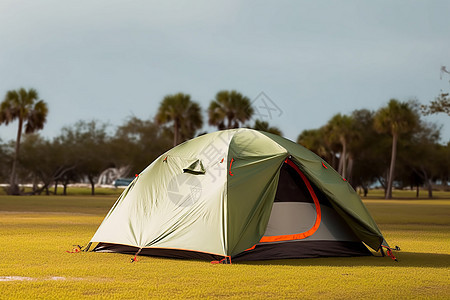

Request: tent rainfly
left=86, top=129, right=396, bottom=263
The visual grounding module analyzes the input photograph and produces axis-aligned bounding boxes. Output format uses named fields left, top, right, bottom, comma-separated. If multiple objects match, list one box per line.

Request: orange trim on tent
left=259, top=159, right=322, bottom=243
left=229, top=158, right=234, bottom=176
left=244, top=244, right=256, bottom=251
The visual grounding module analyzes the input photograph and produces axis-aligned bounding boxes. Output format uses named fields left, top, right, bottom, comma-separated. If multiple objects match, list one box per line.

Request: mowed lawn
left=0, top=193, right=449, bottom=299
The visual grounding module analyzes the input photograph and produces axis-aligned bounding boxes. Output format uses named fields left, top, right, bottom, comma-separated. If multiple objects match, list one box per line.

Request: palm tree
left=297, top=128, right=333, bottom=163
left=155, top=93, right=203, bottom=146
left=374, top=99, right=419, bottom=199
left=0, top=88, right=48, bottom=194
left=208, top=90, right=254, bottom=129
left=297, top=129, right=323, bottom=153
left=325, top=113, right=357, bottom=179
left=252, top=119, right=283, bottom=136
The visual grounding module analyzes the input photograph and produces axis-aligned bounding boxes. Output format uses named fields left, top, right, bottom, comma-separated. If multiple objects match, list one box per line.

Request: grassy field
left=0, top=193, right=449, bottom=299
left=0, top=186, right=124, bottom=196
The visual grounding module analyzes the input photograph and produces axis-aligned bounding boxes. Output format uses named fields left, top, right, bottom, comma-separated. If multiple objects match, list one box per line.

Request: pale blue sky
left=1, top=0, right=449, bottom=143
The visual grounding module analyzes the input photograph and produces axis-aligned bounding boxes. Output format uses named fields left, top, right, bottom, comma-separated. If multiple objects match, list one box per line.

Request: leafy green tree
left=297, top=128, right=335, bottom=165
left=421, top=92, right=450, bottom=116
left=19, top=134, right=56, bottom=194
left=19, top=133, right=81, bottom=195
left=348, top=109, right=390, bottom=195
left=112, top=117, right=172, bottom=174
left=0, top=139, right=12, bottom=183
left=252, top=119, right=283, bottom=136
left=208, top=90, right=253, bottom=130
left=422, top=66, right=450, bottom=116
left=0, top=88, right=48, bottom=194
left=59, top=120, right=111, bottom=195
left=374, top=99, right=420, bottom=199
left=48, top=135, right=82, bottom=195
left=437, top=142, right=449, bottom=189
left=155, top=93, right=203, bottom=146
left=398, top=121, right=441, bottom=198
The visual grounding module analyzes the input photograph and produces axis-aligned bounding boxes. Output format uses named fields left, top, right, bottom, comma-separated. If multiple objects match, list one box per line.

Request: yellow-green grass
left=0, top=186, right=124, bottom=196
left=0, top=195, right=449, bottom=299
left=360, top=188, right=450, bottom=199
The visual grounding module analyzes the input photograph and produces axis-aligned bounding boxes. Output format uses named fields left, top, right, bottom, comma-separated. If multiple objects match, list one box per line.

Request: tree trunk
left=442, top=177, right=448, bottom=189
left=338, top=155, right=343, bottom=175
left=32, top=175, right=38, bottom=195
left=424, top=173, right=433, bottom=199
left=63, top=176, right=69, bottom=195
left=416, top=184, right=419, bottom=198
left=363, top=186, right=368, bottom=197
left=419, top=167, right=433, bottom=199
left=346, top=156, right=354, bottom=183
left=173, top=119, right=179, bottom=146
left=89, top=175, right=95, bottom=196
left=9, top=117, right=23, bottom=195
left=377, top=175, right=387, bottom=196
left=227, top=116, right=233, bottom=129
left=331, top=153, right=337, bottom=170
left=341, top=138, right=347, bottom=179
left=54, top=181, right=58, bottom=195
left=386, top=132, right=398, bottom=199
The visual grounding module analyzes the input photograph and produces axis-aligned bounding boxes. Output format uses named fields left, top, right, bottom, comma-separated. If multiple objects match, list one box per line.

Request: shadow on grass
left=237, top=252, right=450, bottom=268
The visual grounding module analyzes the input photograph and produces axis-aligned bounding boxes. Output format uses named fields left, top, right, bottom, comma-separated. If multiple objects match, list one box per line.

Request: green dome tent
left=88, top=128, right=392, bottom=262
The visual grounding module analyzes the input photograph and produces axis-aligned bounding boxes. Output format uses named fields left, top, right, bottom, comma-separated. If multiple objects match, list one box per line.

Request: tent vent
left=183, top=160, right=206, bottom=175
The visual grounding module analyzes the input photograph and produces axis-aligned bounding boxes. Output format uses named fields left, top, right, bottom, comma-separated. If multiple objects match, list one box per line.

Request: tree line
left=0, top=89, right=281, bottom=195
left=0, top=88, right=448, bottom=197
left=298, top=100, right=449, bottom=199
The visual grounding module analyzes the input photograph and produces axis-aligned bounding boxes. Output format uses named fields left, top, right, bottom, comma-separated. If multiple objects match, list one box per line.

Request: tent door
left=260, top=159, right=321, bottom=243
